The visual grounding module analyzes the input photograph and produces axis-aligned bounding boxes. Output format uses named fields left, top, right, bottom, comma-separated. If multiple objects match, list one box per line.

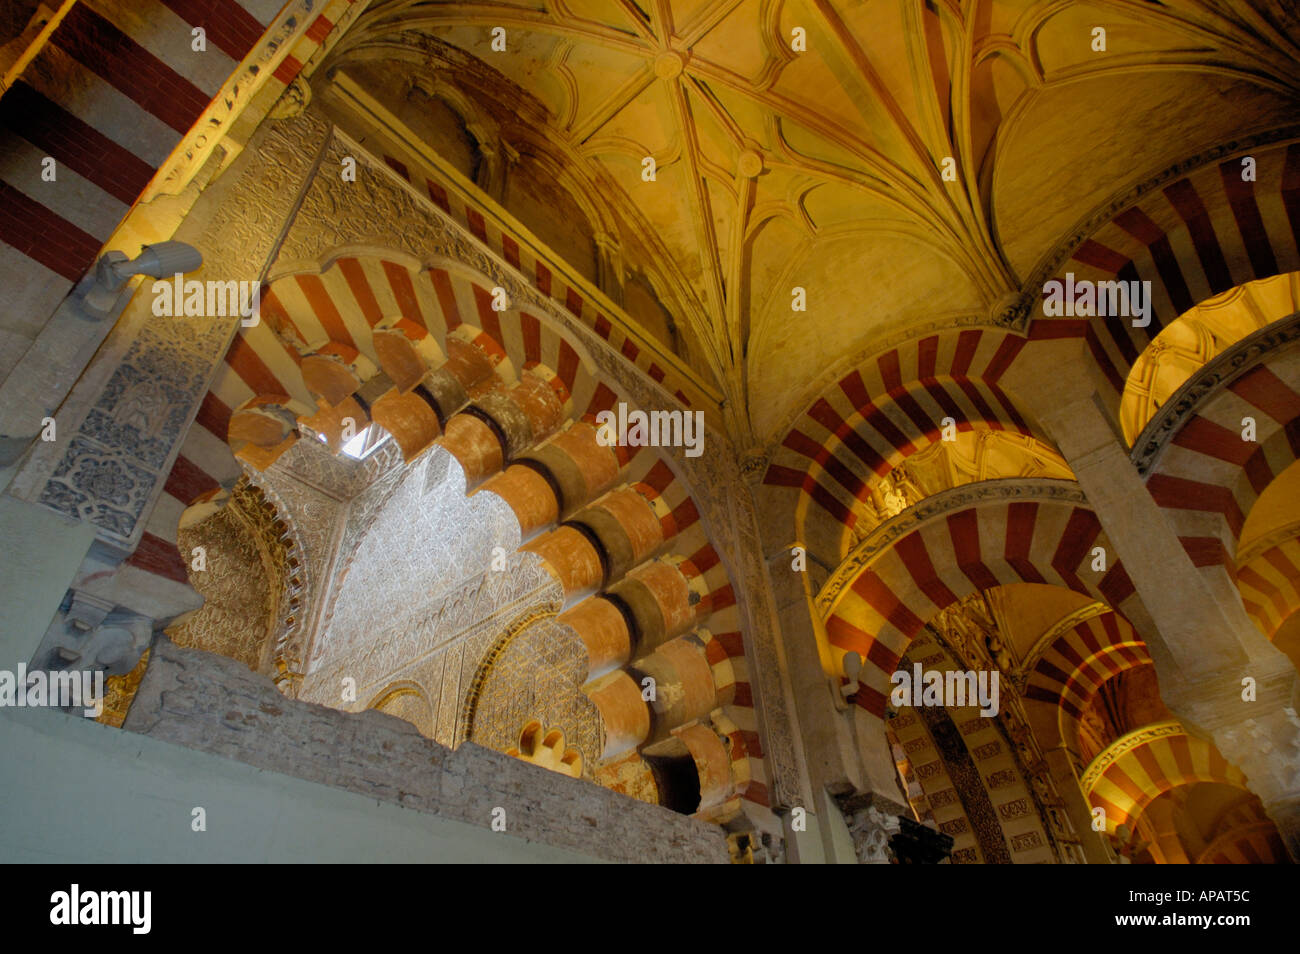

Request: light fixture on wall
left=76, top=241, right=204, bottom=320
left=0, top=242, right=207, bottom=467
left=831, top=650, right=864, bottom=711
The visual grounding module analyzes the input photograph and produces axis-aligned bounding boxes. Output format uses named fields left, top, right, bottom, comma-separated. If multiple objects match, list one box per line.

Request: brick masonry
left=124, top=637, right=730, bottom=864
left=0, top=180, right=102, bottom=281
left=0, top=82, right=156, bottom=205
left=159, top=0, right=266, bottom=61
left=52, top=4, right=210, bottom=134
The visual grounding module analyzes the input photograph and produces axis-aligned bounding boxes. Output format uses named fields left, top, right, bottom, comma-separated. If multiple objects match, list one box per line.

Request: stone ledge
left=123, top=636, right=728, bottom=864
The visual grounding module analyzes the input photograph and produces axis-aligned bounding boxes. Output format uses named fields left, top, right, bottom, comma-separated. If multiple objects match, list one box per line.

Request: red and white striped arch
left=760, top=328, right=1051, bottom=566
left=1025, top=620, right=1275, bottom=855
left=128, top=250, right=610, bottom=590
left=1023, top=611, right=1154, bottom=752
left=1142, top=344, right=1300, bottom=574
left=211, top=252, right=606, bottom=443
left=584, top=450, right=770, bottom=807
left=1083, top=724, right=1248, bottom=836
left=174, top=257, right=777, bottom=812
left=373, top=147, right=701, bottom=409
left=1236, top=536, right=1300, bottom=640
left=822, top=494, right=1143, bottom=717
left=1031, top=139, right=1300, bottom=399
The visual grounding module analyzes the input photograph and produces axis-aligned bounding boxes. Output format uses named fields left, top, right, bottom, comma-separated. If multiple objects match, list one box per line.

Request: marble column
left=1005, top=336, right=1300, bottom=859
left=767, top=551, right=902, bottom=796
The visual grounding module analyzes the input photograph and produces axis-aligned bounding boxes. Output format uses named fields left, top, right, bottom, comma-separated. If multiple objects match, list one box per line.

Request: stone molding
left=815, top=478, right=1087, bottom=615
left=1079, top=719, right=1184, bottom=792
left=841, top=803, right=903, bottom=864
left=11, top=111, right=335, bottom=556
left=1132, top=310, right=1300, bottom=476
left=1012, top=127, right=1300, bottom=332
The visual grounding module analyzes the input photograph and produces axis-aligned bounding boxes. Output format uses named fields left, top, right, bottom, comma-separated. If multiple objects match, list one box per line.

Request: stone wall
left=124, top=636, right=729, bottom=863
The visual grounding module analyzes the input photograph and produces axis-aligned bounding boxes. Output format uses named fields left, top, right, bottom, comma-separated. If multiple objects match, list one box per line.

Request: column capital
left=1165, top=664, right=1300, bottom=795
left=1161, top=663, right=1300, bottom=859
left=834, top=796, right=909, bottom=863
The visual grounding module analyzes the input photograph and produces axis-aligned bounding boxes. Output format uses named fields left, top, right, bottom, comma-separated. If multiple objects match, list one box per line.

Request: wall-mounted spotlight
left=76, top=241, right=203, bottom=320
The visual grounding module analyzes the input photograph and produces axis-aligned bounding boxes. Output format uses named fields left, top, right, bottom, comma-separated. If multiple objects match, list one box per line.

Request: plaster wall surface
left=0, top=705, right=592, bottom=863
left=0, top=495, right=95, bottom=664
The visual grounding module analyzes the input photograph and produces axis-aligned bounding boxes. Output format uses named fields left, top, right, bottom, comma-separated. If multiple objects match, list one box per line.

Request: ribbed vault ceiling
left=343, top=0, right=1300, bottom=446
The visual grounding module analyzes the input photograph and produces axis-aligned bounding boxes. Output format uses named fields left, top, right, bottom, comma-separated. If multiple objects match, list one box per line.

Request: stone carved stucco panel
left=463, top=615, right=605, bottom=771
left=15, top=110, right=334, bottom=554
left=258, top=116, right=798, bottom=804
left=169, top=481, right=289, bottom=671
left=297, top=447, right=564, bottom=752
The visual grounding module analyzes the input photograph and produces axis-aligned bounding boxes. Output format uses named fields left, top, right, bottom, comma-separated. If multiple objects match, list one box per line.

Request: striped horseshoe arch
left=760, top=328, right=1062, bottom=569
left=128, top=250, right=610, bottom=587
left=367, top=145, right=703, bottom=409
left=1081, top=721, right=1248, bottom=836
left=1137, top=319, right=1300, bottom=576
left=213, top=251, right=606, bottom=466
left=816, top=481, right=1144, bottom=718
left=1029, top=138, right=1300, bottom=400
left=1118, top=273, right=1300, bottom=446
left=222, top=251, right=778, bottom=819
left=1237, top=535, right=1300, bottom=641
left=1023, top=611, right=1154, bottom=755
left=1019, top=608, right=1287, bottom=863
